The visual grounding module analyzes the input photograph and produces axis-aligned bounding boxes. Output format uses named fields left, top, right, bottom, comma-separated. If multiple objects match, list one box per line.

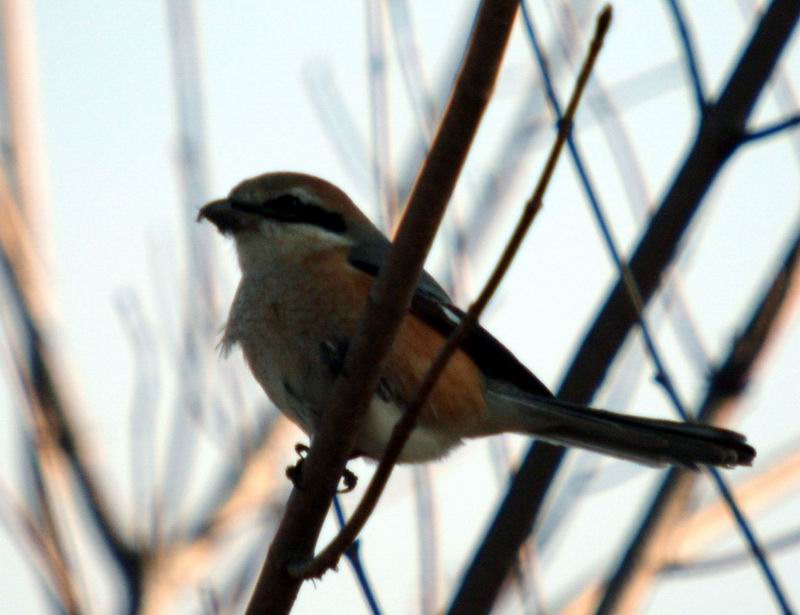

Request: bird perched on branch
left=199, top=172, right=755, bottom=470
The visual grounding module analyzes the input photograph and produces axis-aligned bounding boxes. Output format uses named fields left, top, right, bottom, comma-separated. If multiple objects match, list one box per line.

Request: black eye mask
left=231, top=194, right=347, bottom=234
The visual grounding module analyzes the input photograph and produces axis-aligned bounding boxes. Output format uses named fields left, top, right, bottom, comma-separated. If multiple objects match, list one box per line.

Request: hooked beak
left=197, top=199, right=245, bottom=234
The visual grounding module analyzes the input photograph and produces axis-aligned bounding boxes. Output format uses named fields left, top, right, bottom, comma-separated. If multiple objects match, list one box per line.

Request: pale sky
left=1, top=1, right=799, bottom=613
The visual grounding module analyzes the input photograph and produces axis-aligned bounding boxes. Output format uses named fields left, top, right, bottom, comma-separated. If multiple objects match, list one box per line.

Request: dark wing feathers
left=347, top=248, right=553, bottom=398
left=410, top=297, right=553, bottom=398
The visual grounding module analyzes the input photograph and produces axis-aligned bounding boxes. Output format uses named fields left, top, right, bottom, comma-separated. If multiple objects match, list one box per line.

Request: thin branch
left=0, top=473, right=80, bottom=612
left=368, top=9, right=447, bottom=605
left=388, top=0, right=437, bottom=140
left=737, top=0, right=800, bottom=162
left=596, top=224, right=800, bottom=614
left=706, top=466, right=792, bottom=612
left=452, top=0, right=800, bottom=608
left=394, top=4, right=479, bottom=205
left=674, top=447, right=800, bottom=563
left=244, top=2, right=521, bottom=612
left=332, top=497, right=382, bottom=615
left=563, top=7, right=793, bottom=607
left=365, top=0, right=399, bottom=229
left=302, top=62, right=373, bottom=193
left=662, top=522, right=800, bottom=576
left=139, top=419, right=293, bottom=613
left=289, top=8, right=610, bottom=582
left=463, top=60, right=688, bottom=261
left=0, top=0, right=51, bottom=254
left=443, top=8, right=611, bottom=612
left=744, top=111, right=800, bottom=143
left=411, top=465, right=439, bottom=615
left=665, top=0, right=706, bottom=109
left=557, top=445, right=800, bottom=614
left=0, top=172, right=142, bottom=608
left=593, top=182, right=794, bottom=612
left=557, top=1, right=712, bottom=374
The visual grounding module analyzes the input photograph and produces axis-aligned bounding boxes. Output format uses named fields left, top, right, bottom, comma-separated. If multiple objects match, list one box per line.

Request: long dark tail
left=485, top=387, right=755, bottom=469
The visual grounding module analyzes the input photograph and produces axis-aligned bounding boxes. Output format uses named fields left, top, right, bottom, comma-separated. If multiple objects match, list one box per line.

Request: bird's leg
left=285, top=442, right=358, bottom=493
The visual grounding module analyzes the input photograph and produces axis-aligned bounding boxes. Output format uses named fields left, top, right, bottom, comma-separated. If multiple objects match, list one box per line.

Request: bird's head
left=199, top=172, right=381, bottom=272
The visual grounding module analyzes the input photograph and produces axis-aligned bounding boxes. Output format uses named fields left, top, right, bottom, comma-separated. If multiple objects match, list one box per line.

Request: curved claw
left=337, top=468, right=358, bottom=493
left=285, top=442, right=358, bottom=493
left=286, top=442, right=311, bottom=489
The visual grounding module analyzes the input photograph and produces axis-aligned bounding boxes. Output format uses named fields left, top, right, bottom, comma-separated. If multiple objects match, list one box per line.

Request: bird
left=198, top=171, right=755, bottom=470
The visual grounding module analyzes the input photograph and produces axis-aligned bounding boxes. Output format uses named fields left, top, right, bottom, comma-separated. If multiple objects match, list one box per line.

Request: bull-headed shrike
left=199, top=172, right=755, bottom=469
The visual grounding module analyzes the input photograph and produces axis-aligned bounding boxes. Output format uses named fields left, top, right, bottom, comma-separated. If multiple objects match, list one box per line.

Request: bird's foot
left=286, top=443, right=310, bottom=489
left=338, top=467, right=358, bottom=493
left=285, top=442, right=358, bottom=493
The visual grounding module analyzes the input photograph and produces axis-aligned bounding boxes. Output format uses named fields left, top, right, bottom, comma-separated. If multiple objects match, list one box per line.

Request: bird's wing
left=348, top=234, right=452, bottom=303
left=347, top=247, right=553, bottom=398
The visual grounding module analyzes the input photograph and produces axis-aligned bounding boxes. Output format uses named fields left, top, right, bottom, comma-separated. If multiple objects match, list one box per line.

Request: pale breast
left=224, top=242, right=488, bottom=461
left=225, top=246, right=366, bottom=433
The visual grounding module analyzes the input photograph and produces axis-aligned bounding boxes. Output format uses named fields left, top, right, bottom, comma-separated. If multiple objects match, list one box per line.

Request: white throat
left=234, top=221, right=351, bottom=276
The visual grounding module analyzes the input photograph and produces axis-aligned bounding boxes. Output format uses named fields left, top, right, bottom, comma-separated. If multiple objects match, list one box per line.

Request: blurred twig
left=665, top=0, right=706, bottom=109
left=140, top=418, right=293, bottom=613
left=303, top=62, right=373, bottom=193
left=0, top=452, right=79, bottom=612
left=0, top=0, right=50, bottom=253
left=664, top=502, right=800, bottom=574
left=559, top=444, right=800, bottom=614
left=452, top=1, right=800, bottom=609
left=744, top=112, right=800, bottom=143
left=332, top=497, right=382, bottom=615
left=0, top=170, right=141, bottom=609
left=555, top=3, right=792, bottom=607
left=162, top=0, right=219, bottom=540
left=365, top=0, right=398, bottom=230
left=594, top=215, right=800, bottom=614
left=674, top=447, right=800, bottom=567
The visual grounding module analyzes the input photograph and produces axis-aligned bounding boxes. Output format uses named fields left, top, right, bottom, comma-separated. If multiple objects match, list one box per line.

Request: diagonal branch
left=663, top=521, right=800, bottom=576
left=595, top=222, right=800, bottom=614
left=744, top=111, right=800, bottom=143
left=244, top=1, right=521, bottom=612
left=0, top=172, right=142, bottom=610
left=558, top=445, right=800, bottom=614
left=665, top=0, right=706, bottom=109
left=451, top=0, right=800, bottom=610
left=287, top=8, right=610, bottom=580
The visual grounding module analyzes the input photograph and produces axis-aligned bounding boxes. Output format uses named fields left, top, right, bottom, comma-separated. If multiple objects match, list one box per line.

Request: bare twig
left=559, top=445, right=800, bottom=614
left=0, top=172, right=142, bottom=609
left=365, top=0, right=398, bottom=230
left=162, top=0, right=219, bottom=543
left=411, top=465, right=439, bottom=615
left=565, top=4, right=792, bottom=605
left=244, top=2, right=521, bottom=612
left=0, top=0, right=50, bottom=252
left=744, top=112, right=800, bottom=142
left=289, top=8, right=611, bottom=583
left=332, top=497, right=382, bottom=615
left=663, top=500, right=800, bottom=574
left=0, top=466, right=80, bottom=612
left=665, top=0, right=706, bottom=109
left=673, top=447, right=800, bottom=567
left=447, top=7, right=612, bottom=612
left=302, top=63, right=372, bottom=192
left=139, top=418, right=294, bottom=613
left=452, top=1, right=800, bottom=607
left=595, top=224, right=800, bottom=613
